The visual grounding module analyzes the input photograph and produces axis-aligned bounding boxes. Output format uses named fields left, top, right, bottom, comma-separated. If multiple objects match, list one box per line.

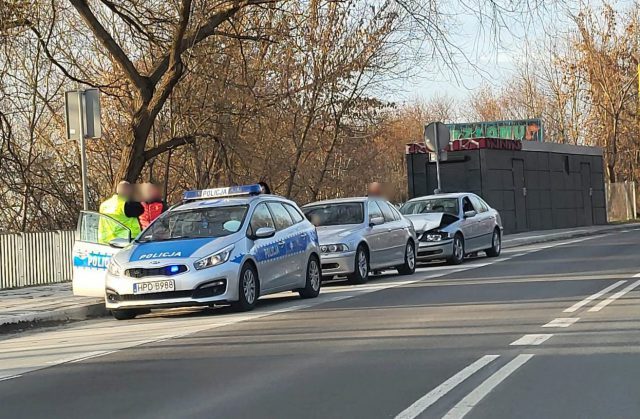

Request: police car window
left=377, top=201, right=396, bottom=222
left=83, top=213, right=131, bottom=244
left=250, top=203, right=275, bottom=232
left=267, top=203, right=294, bottom=231
left=368, top=201, right=384, bottom=221
left=469, top=196, right=488, bottom=213
left=138, top=205, right=248, bottom=242
left=283, top=203, right=304, bottom=224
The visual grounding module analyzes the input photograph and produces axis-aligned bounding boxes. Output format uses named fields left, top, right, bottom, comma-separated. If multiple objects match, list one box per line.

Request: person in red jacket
left=139, top=183, right=167, bottom=230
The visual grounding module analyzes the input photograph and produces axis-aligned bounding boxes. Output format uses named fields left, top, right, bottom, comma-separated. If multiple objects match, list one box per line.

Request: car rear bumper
left=320, top=251, right=356, bottom=276
left=417, top=239, right=454, bottom=261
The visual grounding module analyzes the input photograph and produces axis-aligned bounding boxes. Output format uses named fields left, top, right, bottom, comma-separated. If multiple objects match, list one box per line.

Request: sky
left=392, top=0, right=636, bottom=103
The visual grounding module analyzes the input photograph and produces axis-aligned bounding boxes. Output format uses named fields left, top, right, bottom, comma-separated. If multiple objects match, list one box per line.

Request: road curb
left=0, top=302, right=108, bottom=335
left=503, top=223, right=638, bottom=250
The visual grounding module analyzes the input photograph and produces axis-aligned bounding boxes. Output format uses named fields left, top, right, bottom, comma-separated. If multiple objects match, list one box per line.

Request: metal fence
left=0, top=230, right=75, bottom=290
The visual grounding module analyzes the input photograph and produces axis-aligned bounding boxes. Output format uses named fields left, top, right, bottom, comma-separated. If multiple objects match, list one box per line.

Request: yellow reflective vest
left=98, top=194, right=141, bottom=244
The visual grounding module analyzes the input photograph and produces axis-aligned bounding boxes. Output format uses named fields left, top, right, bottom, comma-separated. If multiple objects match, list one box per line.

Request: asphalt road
left=1, top=228, right=639, bottom=419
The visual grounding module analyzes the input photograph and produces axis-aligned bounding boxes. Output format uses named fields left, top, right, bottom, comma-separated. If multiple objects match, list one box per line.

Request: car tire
left=111, top=309, right=137, bottom=321
left=485, top=228, right=501, bottom=257
left=447, top=234, right=465, bottom=265
left=299, top=255, right=321, bottom=299
left=397, top=241, right=416, bottom=275
left=232, top=263, right=259, bottom=312
left=348, top=245, right=369, bottom=285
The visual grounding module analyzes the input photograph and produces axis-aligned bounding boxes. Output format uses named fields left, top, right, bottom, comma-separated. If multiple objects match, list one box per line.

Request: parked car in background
left=399, top=193, right=503, bottom=265
left=302, top=197, right=417, bottom=284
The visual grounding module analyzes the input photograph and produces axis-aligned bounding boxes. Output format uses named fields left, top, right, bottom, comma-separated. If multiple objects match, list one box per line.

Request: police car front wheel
left=232, top=263, right=259, bottom=312
left=111, top=309, right=138, bottom=321
left=299, top=255, right=321, bottom=299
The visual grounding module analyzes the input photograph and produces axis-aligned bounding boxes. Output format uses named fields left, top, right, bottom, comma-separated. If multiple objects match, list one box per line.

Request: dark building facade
left=406, top=139, right=606, bottom=234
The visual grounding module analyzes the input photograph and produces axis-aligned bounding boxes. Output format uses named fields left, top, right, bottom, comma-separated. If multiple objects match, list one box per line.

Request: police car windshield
left=302, top=203, right=364, bottom=227
left=138, top=205, right=248, bottom=242
left=400, top=198, right=459, bottom=216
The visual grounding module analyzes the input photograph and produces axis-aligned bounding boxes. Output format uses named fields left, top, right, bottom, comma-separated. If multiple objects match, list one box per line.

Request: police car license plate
left=133, top=280, right=175, bottom=294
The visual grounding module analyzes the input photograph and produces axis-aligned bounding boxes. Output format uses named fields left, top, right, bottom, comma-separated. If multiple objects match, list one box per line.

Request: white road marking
left=634, top=273, right=640, bottom=278
left=563, top=280, right=627, bottom=313
left=442, top=354, right=534, bottom=419
left=589, top=280, right=640, bottom=312
left=510, top=334, right=553, bottom=346
left=0, top=374, right=22, bottom=382
left=394, top=355, right=499, bottom=419
left=69, top=350, right=118, bottom=363
left=542, top=318, right=579, bottom=328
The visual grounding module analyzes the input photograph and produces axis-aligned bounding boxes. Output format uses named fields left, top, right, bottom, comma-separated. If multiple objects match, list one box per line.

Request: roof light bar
left=183, top=184, right=262, bottom=201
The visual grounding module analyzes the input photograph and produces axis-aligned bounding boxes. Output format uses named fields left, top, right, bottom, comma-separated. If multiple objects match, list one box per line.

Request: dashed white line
left=589, top=280, right=640, bottom=312
left=542, top=318, right=579, bottom=328
left=442, top=354, right=534, bottom=419
left=394, top=355, right=500, bottom=419
left=510, top=334, right=553, bottom=346
left=563, top=280, right=627, bottom=313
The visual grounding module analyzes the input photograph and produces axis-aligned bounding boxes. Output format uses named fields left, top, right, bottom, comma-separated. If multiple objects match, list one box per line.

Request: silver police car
left=399, top=193, right=503, bottom=265
left=301, top=197, right=417, bottom=284
left=105, top=185, right=321, bottom=320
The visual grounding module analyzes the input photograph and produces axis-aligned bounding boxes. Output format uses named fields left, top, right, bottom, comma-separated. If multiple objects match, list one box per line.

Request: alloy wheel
left=243, top=270, right=256, bottom=304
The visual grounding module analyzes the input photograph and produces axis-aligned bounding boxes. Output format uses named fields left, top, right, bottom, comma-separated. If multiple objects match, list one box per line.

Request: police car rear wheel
left=299, top=255, right=321, bottom=299
left=233, top=263, right=259, bottom=312
left=111, top=309, right=137, bottom=321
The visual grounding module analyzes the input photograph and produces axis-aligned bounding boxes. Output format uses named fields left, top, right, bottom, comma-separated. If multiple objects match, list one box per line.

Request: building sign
left=405, top=138, right=523, bottom=154
left=447, top=118, right=543, bottom=142
left=449, top=138, right=522, bottom=151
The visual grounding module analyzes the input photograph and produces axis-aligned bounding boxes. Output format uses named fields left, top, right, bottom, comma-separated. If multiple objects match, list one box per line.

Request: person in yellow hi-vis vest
left=98, top=181, right=143, bottom=244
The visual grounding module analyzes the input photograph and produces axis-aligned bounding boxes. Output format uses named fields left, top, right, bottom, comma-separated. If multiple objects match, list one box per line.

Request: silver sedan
left=399, top=193, right=503, bottom=265
left=301, top=197, right=417, bottom=284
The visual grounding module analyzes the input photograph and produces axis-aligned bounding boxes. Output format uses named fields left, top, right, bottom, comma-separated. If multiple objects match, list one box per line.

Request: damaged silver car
left=399, top=193, right=503, bottom=265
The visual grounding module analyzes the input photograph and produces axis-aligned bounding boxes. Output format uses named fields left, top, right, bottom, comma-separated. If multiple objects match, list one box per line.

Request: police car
left=72, top=185, right=322, bottom=320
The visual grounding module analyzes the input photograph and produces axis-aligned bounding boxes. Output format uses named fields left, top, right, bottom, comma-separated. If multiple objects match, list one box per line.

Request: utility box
left=406, top=139, right=607, bottom=234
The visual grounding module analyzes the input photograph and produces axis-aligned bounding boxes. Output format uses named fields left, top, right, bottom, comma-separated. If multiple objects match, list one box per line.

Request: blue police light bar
left=183, top=184, right=262, bottom=201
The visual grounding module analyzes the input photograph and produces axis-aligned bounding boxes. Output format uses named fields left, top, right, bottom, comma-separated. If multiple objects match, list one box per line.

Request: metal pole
left=77, top=91, right=89, bottom=210
left=434, top=128, right=442, bottom=194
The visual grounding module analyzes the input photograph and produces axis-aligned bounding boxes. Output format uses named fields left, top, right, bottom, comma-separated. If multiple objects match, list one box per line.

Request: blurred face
left=368, top=182, right=382, bottom=197
left=117, top=183, right=132, bottom=199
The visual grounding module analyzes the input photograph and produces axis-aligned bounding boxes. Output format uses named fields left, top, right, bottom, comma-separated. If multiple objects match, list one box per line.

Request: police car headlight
left=320, top=244, right=349, bottom=253
left=194, top=245, right=234, bottom=270
left=107, top=260, right=122, bottom=277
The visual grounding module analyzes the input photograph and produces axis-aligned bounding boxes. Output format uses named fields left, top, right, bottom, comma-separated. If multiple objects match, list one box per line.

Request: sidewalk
left=0, top=284, right=106, bottom=334
left=1, top=222, right=638, bottom=334
left=502, top=222, right=639, bottom=249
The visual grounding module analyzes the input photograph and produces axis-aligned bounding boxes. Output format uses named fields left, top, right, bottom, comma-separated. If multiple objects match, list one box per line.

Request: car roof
left=406, top=192, right=471, bottom=202
left=302, top=197, right=373, bottom=207
left=171, top=194, right=290, bottom=211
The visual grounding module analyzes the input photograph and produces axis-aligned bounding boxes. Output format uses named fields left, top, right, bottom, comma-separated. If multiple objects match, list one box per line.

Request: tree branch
left=144, top=135, right=195, bottom=160
left=68, top=0, right=149, bottom=93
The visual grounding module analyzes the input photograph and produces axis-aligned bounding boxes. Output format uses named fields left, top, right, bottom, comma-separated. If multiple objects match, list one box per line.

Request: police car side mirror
left=369, top=216, right=384, bottom=227
left=108, top=238, right=130, bottom=249
left=254, top=227, right=276, bottom=239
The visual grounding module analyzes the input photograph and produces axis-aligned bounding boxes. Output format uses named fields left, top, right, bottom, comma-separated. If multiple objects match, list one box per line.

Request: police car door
left=266, top=202, right=300, bottom=290
left=72, top=211, right=132, bottom=297
left=248, top=203, right=281, bottom=293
